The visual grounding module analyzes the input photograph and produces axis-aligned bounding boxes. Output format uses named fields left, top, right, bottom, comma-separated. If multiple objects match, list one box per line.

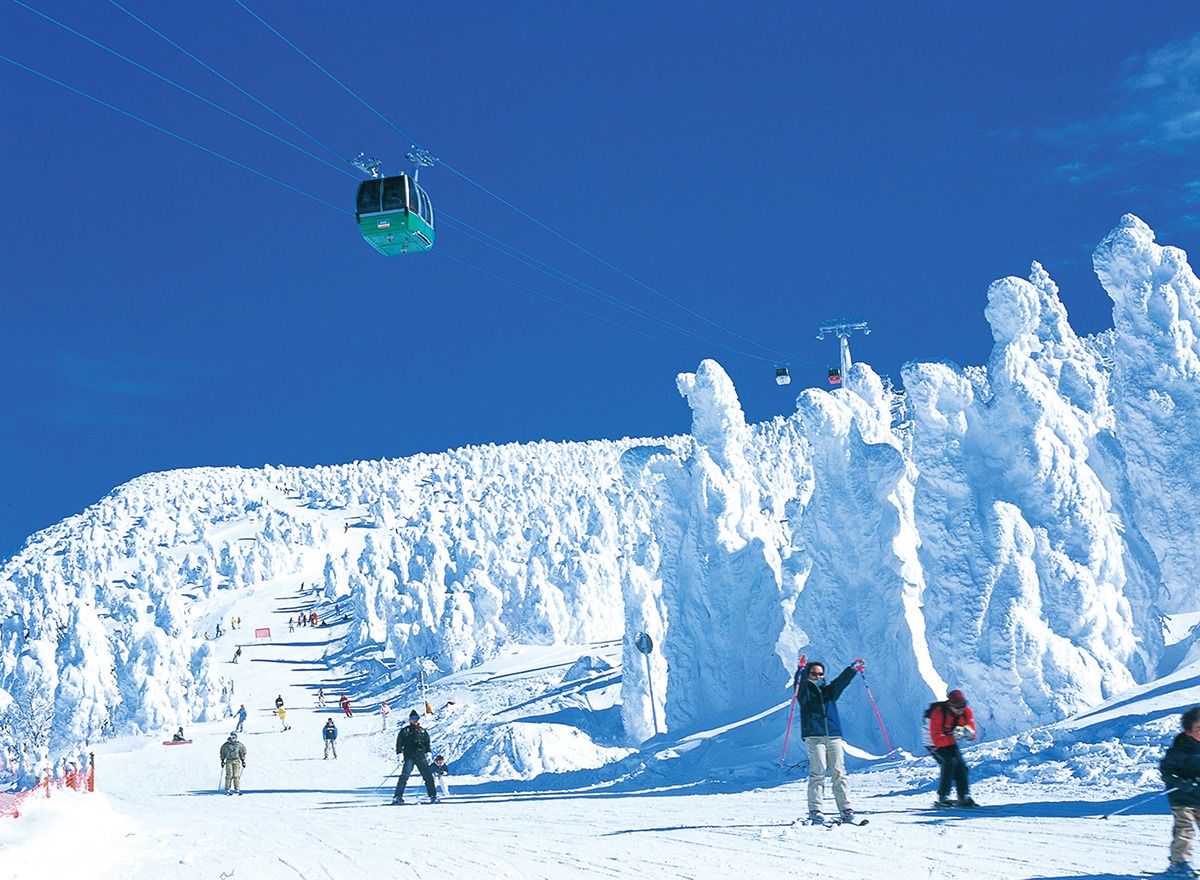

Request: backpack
left=921, top=700, right=959, bottom=749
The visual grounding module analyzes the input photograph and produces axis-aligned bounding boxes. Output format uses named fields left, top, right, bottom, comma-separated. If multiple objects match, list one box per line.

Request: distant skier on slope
left=1160, top=705, right=1200, bottom=877
left=928, top=689, right=977, bottom=808
left=323, top=718, right=338, bottom=759
left=219, top=732, right=246, bottom=795
left=392, top=710, right=438, bottom=804
left=235, top=704, right=247, bottom=732
left=794, top=657, right=862, bottom=824
left=340, top=694, right=353, bottom=717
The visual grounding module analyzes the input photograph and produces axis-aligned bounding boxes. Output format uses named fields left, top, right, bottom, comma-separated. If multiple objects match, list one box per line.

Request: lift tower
left=817, top=317, right=871, bottom=386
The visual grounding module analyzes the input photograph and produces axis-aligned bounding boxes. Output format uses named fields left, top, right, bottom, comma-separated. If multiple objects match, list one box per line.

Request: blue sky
left=3, top=1, right=1200, bottom=559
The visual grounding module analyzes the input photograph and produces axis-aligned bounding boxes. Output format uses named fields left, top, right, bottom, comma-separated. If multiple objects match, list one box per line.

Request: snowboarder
left=392, top=710, right=437, bottom=804
left=794, top=658, right=862, bottom=823
left=235, top=704, right=247, bottom=732
left=219, top=732, right=246, bottom=795
left=432, top=754, right=451, bottom=798
left=322, top=718, right=339, bottom=759
left=232, top=646, right=242, bottom=664
left=172, top=727, right=186, bottom=742
left=215, top=623, right=223, bottom=638
left=1161, top=705, right=1200, bottom=876
left=928, top=689, right=978, bottom=808
left=340, top=694, right=353, bottom=717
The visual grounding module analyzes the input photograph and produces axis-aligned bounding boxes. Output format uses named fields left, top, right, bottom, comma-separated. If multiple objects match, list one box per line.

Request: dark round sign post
left=634, top=632, right=659, bottom=736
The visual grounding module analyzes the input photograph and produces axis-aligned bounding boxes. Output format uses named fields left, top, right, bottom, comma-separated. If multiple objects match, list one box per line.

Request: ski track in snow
left=1, top=582, right=1172, bottom=879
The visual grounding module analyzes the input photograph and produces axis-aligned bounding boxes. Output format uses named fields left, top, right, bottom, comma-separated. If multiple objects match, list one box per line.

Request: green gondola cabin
left=355, top=173, right=435, bottom=255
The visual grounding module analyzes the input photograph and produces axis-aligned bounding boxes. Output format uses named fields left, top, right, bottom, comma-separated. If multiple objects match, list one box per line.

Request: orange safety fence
left=0, top=752, right=95, bottom=819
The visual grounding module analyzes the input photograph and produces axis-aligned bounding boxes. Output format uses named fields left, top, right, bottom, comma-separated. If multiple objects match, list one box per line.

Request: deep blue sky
left=4, top=2, right=1200, bottom=559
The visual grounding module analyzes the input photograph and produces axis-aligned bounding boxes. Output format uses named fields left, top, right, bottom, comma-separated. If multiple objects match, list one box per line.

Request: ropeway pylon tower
left=817, top=317, right=871, bottom=384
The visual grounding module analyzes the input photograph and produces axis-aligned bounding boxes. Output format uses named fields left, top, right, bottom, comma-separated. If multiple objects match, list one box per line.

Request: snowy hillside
left=3, top=214, right=1200, bottom=793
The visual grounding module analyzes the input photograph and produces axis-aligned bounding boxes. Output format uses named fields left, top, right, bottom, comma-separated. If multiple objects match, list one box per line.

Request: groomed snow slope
left=1, top=578, right=1192, bottom=880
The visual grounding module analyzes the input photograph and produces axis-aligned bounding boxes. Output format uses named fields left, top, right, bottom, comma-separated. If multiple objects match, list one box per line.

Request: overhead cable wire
left=104, top=0, right=353, bottom=172
left=0, top=52, right=348, bottom=214
left=440, top=213, right=789, bottom=364
left=433, top=249, right=762, bottom=366
left=24, top=0, right=805, bottom=365
left=0, top=51, right=750, bottom=364
left=231, top=0, right=807, bottom=366
left=7, top=4, right=826, bottom=369
left=9, top=0, right=358, bottom=180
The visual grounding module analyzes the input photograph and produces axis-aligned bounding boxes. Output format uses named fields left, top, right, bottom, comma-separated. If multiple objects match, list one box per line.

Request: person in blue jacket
left=322, top=718, right=338, bottom=759
left=794, top=658, right=862, bottom=822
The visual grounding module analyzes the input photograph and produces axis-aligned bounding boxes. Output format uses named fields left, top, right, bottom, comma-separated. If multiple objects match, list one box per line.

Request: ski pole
left=375, top=759, right=403, bottom=792
left=780, top=653, right=805, bottom=764
left=1101, top=787, right=1175, bottom=819
left=854, top=660, right=897, bottom=761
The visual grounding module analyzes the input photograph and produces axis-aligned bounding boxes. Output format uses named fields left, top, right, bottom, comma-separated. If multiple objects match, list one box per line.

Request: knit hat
left=228, top=732, right=238, bottom=741
left=409, top=709, right=420, bottom=720
left=947, top=689, right=967, bottom=707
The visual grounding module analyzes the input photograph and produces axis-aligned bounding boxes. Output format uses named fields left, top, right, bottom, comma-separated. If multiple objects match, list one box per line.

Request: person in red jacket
left=340, top=694, right=353, bottom=717
left=929, top=688, right=977, bottom=808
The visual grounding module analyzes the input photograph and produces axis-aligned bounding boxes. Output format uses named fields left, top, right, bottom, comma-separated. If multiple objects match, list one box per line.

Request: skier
left=219, top=732, right=246, bottom=795
left=317, top=687, right=326, bottom=708
left=235, top=704, right=247, bottom=732
left=392, top=710, right=438, bottom=804
left=380, top=699, right=391, bottom=730
left=277, top=707, right=292, bottom=731
left=432, top=754, right=451, bottom=798
left=340, top=694, right=353, bottom=717
left=794, top=657, right=862, bottom=823
left=928, top=689, right=977, bottom=808
left=1161, top=705, right=1200, bottom=876
left=322, top=718, right=339, bottom=759
left=288, top=617, right=294, bottom=633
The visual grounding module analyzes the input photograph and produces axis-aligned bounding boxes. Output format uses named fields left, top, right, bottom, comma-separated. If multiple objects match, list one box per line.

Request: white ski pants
left=804, top=736, right=851, bottom=814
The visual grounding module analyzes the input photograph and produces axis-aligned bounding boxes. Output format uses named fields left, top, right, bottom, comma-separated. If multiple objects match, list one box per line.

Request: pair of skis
left=798, top=815, right=869, bottom=828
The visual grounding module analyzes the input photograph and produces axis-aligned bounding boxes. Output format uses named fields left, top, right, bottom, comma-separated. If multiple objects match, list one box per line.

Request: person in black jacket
left=1161, top=706, right=1200, bottom=876
left=794, top=658, right=862, bottom=822
left=392, top=710, right=437, bottom=804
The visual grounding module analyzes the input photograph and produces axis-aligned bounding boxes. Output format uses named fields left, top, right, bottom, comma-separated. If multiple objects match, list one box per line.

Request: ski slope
left=0, top=580, right=1184, bottom=879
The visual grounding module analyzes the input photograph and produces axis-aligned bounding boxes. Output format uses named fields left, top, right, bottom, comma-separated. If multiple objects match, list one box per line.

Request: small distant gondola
left=775, top=366, right=791, bottom=386
left=355, top=173, right=435, bottom=255
left=827, top=367, right=842, bottom=386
